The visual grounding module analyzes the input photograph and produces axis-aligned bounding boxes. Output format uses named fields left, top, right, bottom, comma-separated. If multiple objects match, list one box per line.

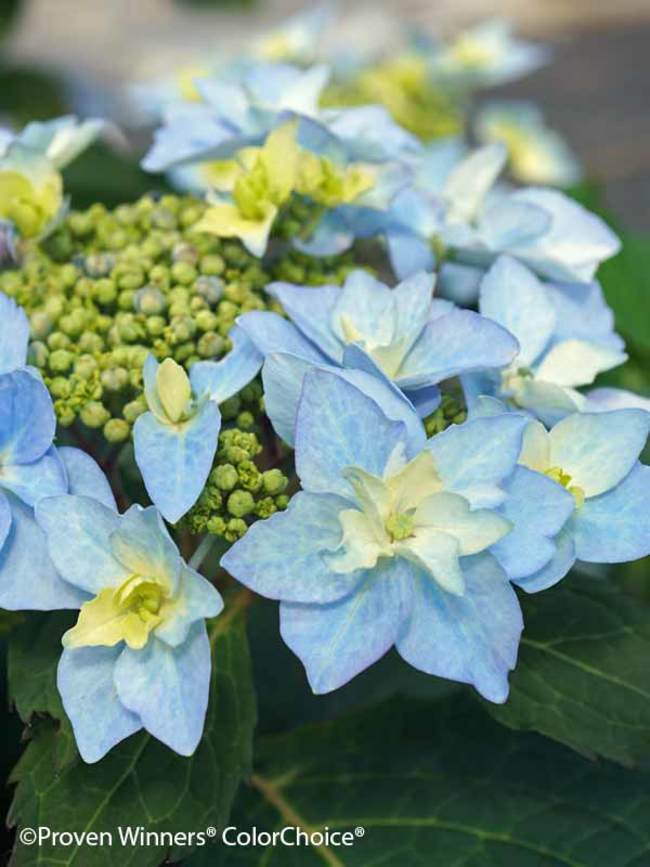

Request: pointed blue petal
left=266, top=281, right=342, bottom=362
left=397, top=307, right=519, bottom=388
left=155, top=565, right=223, bottom=647
left=236, top=311, right=325, bottom=362
left=36, top=495, right=127, bottom=594
left=295, top=369, right=408, bottom=498
left=58, top=646, right=141, bottom=763
left=396, top=552, right=522, bottom=702
left=491, top=466, right=574, bottom=580
left=190, top=325, right=262, bottom=403
left=0, top=293, right=29, bottom=373
left=222, top=491, right=359, bottom=604
left=479, top=256, right=555, bottom=367
left=513, top=526, right=576, bottom=593
left=426, top=414, right=527, bottom=507
left=0, top=494, right=87, bottom=609
left=280, top=557, right=412, bottom=694
left=387, top=232, right=436, bottom=282
left=134, top=401, right=221, bottom=524
left=58, top=446, right=117, bottom=510
left=1, top=446, right=67, bottom=507
left=111, top=505, right=182, bottom=591
left=114, top=624, right=211, bottom=757
left=0, top=371, right=55, bottom=465
left=574, top=464, right=650, bottom=563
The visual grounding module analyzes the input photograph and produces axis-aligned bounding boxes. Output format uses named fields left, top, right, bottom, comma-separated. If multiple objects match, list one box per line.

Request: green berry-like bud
left=101, top=367, right=130, bottom=391
left=195, top=276, right=224, bottom=305
left=30, top=311, right=53, bottom=339
left=171, top=261, right=197, bottom=285
left=227, top=490, right=255, bottom=518
left=275, top=494, right=289, bottom=510
left=225, top=518, right=248, bottom=541
left=123, top=398, right=147, bottom=423
left=146, top=315, right=166, bottom=337
left=200, top=254, right=225, bottom=276
left=134, top=286, right=167, bottom=315
left=47, top=332, right=71, bottom=351
left=49, top=349, right=74, bottom=373
left=206, top=516, right=226, bottom=536
left=49, top=376, right=72, bottom=399
left=211, top=464, right=239, bottom=491
left=197, top=333, right=225, bottom=358
left=80, top=401, right=110, bottom=428
left=236, top=411, right=254, bottom=430
left=262, top=469, right=288, bottom=496
left=74, top=354, right=98, bottom=380
left=27, top=341, right=49, bottom=367
left=195, top=310, right=219, bottom=332
left=94, top=278, right=117, bottom=305
left=103, top=418, right=131, bottom=443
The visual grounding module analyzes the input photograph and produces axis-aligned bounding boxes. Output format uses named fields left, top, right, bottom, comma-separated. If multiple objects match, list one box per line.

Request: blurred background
left=1, top=0, right=649, bottom=229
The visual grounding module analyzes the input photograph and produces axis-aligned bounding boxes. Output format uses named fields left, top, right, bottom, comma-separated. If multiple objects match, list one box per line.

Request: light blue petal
left=478, top=198, right=550, bottom=250
left=141, top=103, right=235, bottom=172
left=280, top=557, right=413, bottom=693
left=437, top=261, right=484, bottom=305
left=548, top=410, right=650, bottom=498
left=110, top=505, right=182, bottom=591
left=0, top=293, right=29, bottom=373
left=392, top=271, right=436, bottom=350
left=545, top=280, right=624, bottom=352
left=36, top=495, right=127, bottom=594
left=0, top=494, right=87, bottom=609
left=387, top=231, right=436, bottom=281
left=511, top=188, right=621, bottom=283
left=479, top=256, right=555, bottom=367
left=329, top=270, right=394, bottom=348
left=323, top=105, right=421, bottom=162
left=443, top=143, right=507, bottom=223
left=262, top=352, right=426, bottom=453
left=426, top=414, right=528, bottom=507
left=584, top=387, right=650, bottom=414
left=0, top=491, right=10, bottom=552
left=266, top=281, right=343, bottom=362
left=0, top=445, right=67, bottom=507
left=142, top=353, right=164, bottom=419
left=405, top=384, right=442, bottom=418
left=295, top=369, right=409, bottom=498
left=114, top=623, right=211, bottom=757
left=236, top=311, right=326, bottom=363
left=396, top=552, right=522, bottom=703
left=155, top=565, right=223, bottom=647
left=514, top=526, right=576, bottom=593
left=0, top=370, right=55, bottom=465
left=58, top=646, right=141, bottom=763
left=189, top=325, right=262, bottom=403
left=491, top=466, right=574, bottom=580
left=134, top=401, right=221, bottom=524
left=573, top=463, right=650, bottom=563
left=291, top=209, right=355, bottom=257
left=396, top=307, right=518, bottom=388
left=221, top=491, right=359, bottom=603
left=58, top=446, right=117, bottom=509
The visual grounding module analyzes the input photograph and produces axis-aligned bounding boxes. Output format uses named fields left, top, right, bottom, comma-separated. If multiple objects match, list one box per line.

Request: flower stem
left=189, top=534, right=217, bottom=571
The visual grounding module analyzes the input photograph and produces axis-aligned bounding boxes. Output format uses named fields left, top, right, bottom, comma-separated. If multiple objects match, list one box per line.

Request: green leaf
left=187, top=693, right=650, bottom=866
left=8, top=592, right=256, bottom=867
left=486, top=575, right=650, bottom=768
left=598, top=234, right=650, bottom=354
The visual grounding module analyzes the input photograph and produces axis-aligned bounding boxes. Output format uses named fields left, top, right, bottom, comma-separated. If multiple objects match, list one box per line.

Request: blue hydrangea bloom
left=6, top=116, right=106, bottom=170
left=237, top=269, right=518, bottom=443
left=223, top=368, right=531, bottom=702
left=134, top=328, right=261, bottom=523
left=385, top=144, right=620, bottom=298
left=514, top=410, right=650, bottom=592
left=36, top=498, right=223, bottom=762
left=462, top=256, right=626, bottom=425
left=0, top=365, right=118, bottom=609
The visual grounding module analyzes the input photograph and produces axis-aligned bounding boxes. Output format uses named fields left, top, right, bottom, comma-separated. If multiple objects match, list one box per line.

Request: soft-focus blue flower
left=430, top=19, right=549, bottom=87
left=475, top=100, right=582, bottom=187
left=36, top=497, right=223, bottom=762
left=134, top=329, right=261, bottom=523
left=142, top=61, right=330, bottom=174
left=386, top=144, right=620, bottom=296
left=237, top=269, right=518, bottom=442
left=462, top=256, right=626, bottom=425
left=223, top=368, right=530, bottom=702
left=514, top=410, right=650, bottom=592
left=6, top=116, right=106, bottom=170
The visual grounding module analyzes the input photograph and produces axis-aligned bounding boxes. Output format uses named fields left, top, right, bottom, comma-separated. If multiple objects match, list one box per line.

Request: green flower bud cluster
left=0, top=193, right=355, bottom=439
left=424, top=393, right=467, bottom=437
left=180, top=428, right=290, bottom=542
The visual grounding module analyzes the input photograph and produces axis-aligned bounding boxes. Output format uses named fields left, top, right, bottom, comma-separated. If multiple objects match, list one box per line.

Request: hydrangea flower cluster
left=0, top=7, right=647, bottom=773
